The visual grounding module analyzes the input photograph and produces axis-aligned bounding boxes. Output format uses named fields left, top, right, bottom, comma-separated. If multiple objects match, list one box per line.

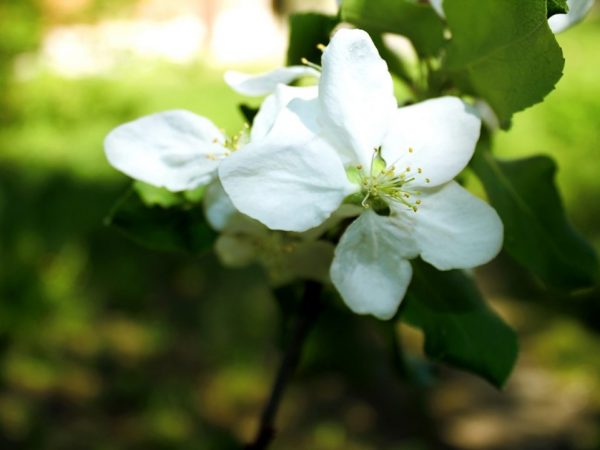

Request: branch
left=245, top=281, right=323, bottom=450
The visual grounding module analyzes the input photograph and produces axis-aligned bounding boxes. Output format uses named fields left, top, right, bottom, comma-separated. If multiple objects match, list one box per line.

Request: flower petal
left=412, top=181, right=503, bottom=270
left=224, top=66, right=320, bottom=96
left=382, top=97, right=481, bottom=188
left=218, top=113, right=351, bottom=232
left=430, top=0, right=445, bottom=17
left=104, top=110, right=227, bottom=191
left=548, top=0, right=595, bottom=33
left=330, top=210, right=416, bottom=320
left=251, top=85, right=318, bottom=142
left=203, top=180, right=238, bottom=231
left=319, top=28, right=397, bottom=167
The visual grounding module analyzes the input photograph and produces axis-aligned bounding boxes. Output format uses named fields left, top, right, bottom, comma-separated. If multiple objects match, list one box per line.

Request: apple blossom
left=104, top=66, right=318, bottom=193
left=219, top=29, right=503, bottom=319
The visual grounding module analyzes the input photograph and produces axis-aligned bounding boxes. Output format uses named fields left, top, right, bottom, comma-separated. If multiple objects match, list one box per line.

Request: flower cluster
left=104, top=28, right=503, bottom=320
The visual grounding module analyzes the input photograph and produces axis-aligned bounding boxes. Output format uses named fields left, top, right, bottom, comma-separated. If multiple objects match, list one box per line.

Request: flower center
left=347, top=147, right=430, bottom=215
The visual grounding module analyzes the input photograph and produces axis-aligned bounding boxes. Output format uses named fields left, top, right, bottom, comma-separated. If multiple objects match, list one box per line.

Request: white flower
left=224, top=66, right=319, bottom=97
left=431, top=0, right=594, bottom=33
left=104, top=67, right=318, bottom=193
left=219, top=29, right=503, bottom=320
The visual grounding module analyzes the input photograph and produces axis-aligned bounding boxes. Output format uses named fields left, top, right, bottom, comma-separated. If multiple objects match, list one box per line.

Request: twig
left=245, top=281, right=323, bottom=450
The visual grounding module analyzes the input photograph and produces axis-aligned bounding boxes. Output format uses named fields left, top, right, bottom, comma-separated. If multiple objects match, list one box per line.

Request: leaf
left=401, top=260, right=518, bottom=388
left=444, top=0, right=564, bottom=127
left=105, top=189, right=216, bottom=254
left=133, top=181, right=184, bottom=208
left=341, top=0, right=445, bottom=57
left=238, top=103, right=259, bottom=126
left=547, top=0, right=568, bottom=16
left=286, top=13, right=338, bottom=66
left=471, top=147, right=599, bottom=290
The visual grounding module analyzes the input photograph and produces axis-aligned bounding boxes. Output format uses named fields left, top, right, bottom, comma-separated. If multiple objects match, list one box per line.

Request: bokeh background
left=1, top=1, right=600, bottom=449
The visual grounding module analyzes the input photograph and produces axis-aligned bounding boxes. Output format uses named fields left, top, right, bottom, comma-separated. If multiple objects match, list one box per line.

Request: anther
left=408, top=147, right=414, bottom=153
left=425, top=178, right=431, bottom=183
left=417, top=168, right=423, bottom=174
left=317, top=43, right=326, bottom=51
left=356, top=164, right=363, bottom=170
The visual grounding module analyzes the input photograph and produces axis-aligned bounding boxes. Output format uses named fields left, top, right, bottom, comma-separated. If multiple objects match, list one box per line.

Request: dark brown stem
left=245, top=281, right=323, bottom=450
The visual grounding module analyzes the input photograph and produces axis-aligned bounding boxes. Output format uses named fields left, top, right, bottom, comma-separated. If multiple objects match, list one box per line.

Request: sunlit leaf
left=547, top=0, right=569, bottom=16
left=341, top=0, right=445, bottom=57
left=444, top=0, right=564, bottom=127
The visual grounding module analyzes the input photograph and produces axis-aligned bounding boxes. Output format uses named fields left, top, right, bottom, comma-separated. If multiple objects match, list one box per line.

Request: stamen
left=316, top=43, right=326, bottom=52
left=300, top=58, right=322, bottom=71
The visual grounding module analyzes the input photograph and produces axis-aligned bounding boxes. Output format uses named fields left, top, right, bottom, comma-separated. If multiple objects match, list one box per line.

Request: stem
left=245, top=281, right=323, bottom=450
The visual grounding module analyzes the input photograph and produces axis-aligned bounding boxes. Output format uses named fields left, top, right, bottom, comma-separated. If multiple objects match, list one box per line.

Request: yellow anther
left=317, top=43, right=326, bottom=51
left=408, top=147, right=414, bottom=153
left=406, top=167, right=411, bottom=172
left=206, top=153, right=218, bottom=161
left=416, top=200, right=422, bottom=205
left=301, top=57, right=309, bottom=65
left=356, top=164, right=363, bottom=170
left=425, top=178, right=431, bottom=183
left=412, top=206, right=418, bottom=212
left=417, top=168, right=423, bottom=174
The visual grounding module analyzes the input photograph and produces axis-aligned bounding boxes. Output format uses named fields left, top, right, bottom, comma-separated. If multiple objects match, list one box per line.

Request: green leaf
left=547, top=0, right=568, bottom=16
left=105, top=189, right=216, bottom=254
left=341, top=0, right=445, bottom=57
left=444, top=0, right=564, bottom=127
left=286, top=13, right=338, bottom=66
left=133, top=181, right=184, bottom=208
left=471, top=148, right=599, bottom=290
left=401, top=261, right=518, bottom=388
left=238, top=103, right=259, bottom=126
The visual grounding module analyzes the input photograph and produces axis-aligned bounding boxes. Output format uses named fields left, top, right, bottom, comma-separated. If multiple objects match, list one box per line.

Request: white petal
left=382, top=97, right=481, bottom=188
left=203, top=180, right=238, bottom=231
left=474, top=99, right=500, bottom=132
left=218, top=133, right=351, bottom=233
left=104, top=110, right=227, bottom=191
left=430, top=0, right=445, bottom=17
left=413, top=181, right=503, bottom=270
left=224, top=66, right=320, bottom=96
left=331, top=210, right=416, bottom=320
left=251, top=85, right=318, bottom=142
left=319, top=28, right=397, bottom=167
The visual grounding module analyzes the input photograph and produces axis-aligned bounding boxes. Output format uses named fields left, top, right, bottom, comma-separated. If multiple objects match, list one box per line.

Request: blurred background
left=1, top=1, right=599, bottom=449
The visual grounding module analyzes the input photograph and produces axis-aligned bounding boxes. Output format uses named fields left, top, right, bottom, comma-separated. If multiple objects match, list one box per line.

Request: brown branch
left=245, top=281, right=323, bottom=450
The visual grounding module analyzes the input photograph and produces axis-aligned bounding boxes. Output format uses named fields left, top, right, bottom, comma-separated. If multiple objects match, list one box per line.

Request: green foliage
left=341, top=0, right=445, bottom=57
left=443, top=0, right=564, bottom=127
left=286, top=13, right=338, bottom=66
left=133, top=181, right=185, bottom=208
left=547, top=0, right=569, bottom=16
left=472, top=148, right=599, bottom=291
left=402, top=261, right=518, bottom=388
left=106, top=188, right=216, bottom=254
